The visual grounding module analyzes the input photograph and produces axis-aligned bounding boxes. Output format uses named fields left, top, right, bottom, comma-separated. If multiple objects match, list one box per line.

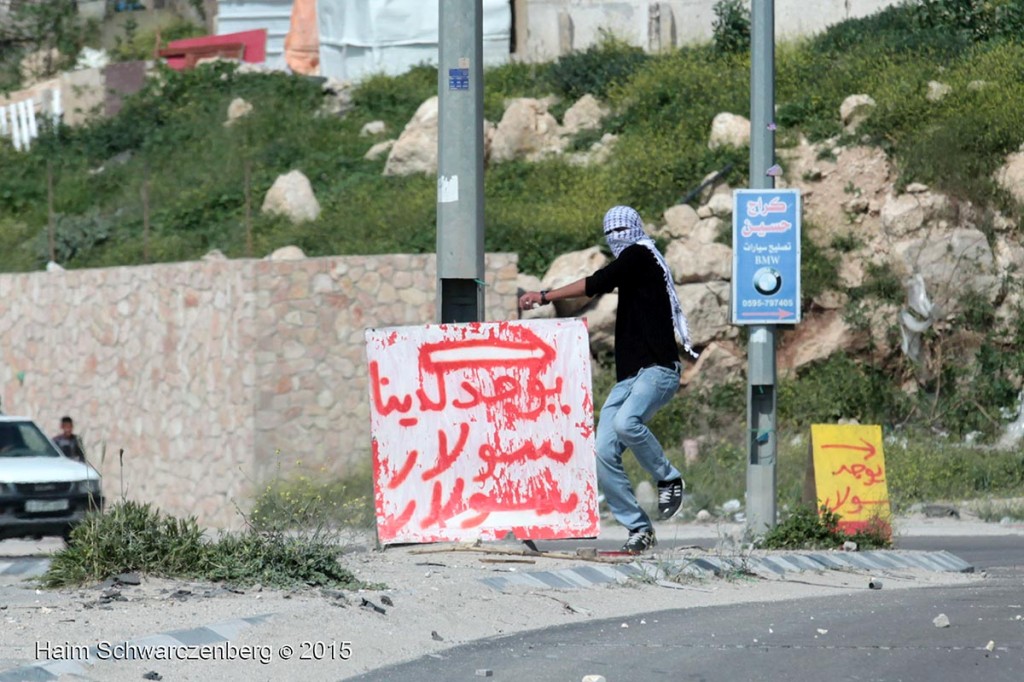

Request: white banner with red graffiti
left=365, top=318, right=600, bottom=545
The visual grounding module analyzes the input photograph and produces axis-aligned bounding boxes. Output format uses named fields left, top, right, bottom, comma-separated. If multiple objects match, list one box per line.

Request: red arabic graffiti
left=831, top=463, right=885, bottom=487
left=823, top=485, right=889, bottom=515
left=367, top=320, right=599, bottom=544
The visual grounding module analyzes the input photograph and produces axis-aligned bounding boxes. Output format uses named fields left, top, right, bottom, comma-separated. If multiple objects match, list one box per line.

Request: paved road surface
left=350, top=535, right=1024, bottom=682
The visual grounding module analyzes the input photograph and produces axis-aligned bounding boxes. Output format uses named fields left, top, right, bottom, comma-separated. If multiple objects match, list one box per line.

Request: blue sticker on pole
left=448, top=68, right=469, bottom=91
left=731, top=189, right=802, bottom=325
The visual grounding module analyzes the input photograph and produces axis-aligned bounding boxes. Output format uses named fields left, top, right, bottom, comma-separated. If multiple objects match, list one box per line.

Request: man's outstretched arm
left=518, top=278, right=588, bottom=310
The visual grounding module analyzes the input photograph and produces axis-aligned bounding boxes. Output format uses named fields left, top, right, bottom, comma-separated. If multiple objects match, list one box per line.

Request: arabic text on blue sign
left=731, top=189, right=802, bottom=325
left=448, top=68, right=469, bottom=91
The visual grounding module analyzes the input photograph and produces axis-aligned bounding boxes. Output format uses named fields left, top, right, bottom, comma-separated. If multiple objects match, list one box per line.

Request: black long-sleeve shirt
left=585, top=244, right=680, bottom=381
left=53, top=433, right=86, bottom=462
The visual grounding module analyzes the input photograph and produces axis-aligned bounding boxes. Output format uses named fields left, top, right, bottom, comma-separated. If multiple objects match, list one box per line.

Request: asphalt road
left=349, top=535, right=1024, bottom=682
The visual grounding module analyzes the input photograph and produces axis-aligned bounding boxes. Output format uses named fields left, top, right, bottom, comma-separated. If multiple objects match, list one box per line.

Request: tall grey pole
left=746, top=0, right=777, bottom=535
left=437, top=0, right=485, bottom=323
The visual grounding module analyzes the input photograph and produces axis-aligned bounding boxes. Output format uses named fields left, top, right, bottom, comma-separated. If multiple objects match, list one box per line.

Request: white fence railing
left=0, top=88, right=62, bottom=152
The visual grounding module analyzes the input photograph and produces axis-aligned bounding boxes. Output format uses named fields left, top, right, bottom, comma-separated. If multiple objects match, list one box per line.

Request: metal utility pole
left=437, top=0, right=485, bottom=323
left=746, top=0, right=778, bottom=535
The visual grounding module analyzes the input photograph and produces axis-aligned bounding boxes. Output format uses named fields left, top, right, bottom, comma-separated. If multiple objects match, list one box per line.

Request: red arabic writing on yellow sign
left=811, top=425, right=891, bottom=530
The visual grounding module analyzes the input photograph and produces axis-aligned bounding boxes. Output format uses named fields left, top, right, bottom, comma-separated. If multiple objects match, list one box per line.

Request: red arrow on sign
left=739, top=309, right=794, bottom=320
left=821, top=439, right=877, bottom=459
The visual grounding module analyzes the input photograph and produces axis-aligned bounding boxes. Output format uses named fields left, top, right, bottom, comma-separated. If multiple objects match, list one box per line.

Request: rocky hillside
left=3, top=1, right=1024, bottom=442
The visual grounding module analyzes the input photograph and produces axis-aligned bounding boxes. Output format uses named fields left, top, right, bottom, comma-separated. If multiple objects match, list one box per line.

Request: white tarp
left=318, top=0, right=511, bottom=81
left=218, top=0, right=510, bottom=80
left=365, top=318, right=599, bottom=546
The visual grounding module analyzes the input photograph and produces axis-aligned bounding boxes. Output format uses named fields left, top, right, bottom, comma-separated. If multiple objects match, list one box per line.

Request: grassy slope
left=3, top=2, right=1024, bottom=453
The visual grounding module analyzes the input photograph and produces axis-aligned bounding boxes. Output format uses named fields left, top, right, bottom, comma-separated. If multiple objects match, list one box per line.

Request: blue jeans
left=595, top=364, right=682, bottom=531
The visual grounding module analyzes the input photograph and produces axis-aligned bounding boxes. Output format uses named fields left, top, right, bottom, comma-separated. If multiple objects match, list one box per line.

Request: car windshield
left=0, top=422, right=60, bottom=458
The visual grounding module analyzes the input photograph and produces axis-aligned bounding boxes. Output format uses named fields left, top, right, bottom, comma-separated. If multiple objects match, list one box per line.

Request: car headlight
left=77, top=479, right=102, bottom=495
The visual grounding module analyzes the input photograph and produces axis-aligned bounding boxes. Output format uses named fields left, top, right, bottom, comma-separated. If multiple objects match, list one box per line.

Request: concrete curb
left=479, top=549, right=973, bottom=592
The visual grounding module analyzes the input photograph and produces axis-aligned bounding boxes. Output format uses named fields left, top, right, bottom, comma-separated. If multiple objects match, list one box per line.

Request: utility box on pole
left=437, top=0, right=486, bottom=323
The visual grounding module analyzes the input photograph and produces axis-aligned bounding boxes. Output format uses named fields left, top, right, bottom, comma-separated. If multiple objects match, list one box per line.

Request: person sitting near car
left=52, top=416, right=86, bottom=462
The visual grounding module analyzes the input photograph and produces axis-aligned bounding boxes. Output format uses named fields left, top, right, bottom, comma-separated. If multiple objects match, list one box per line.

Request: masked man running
left=519, top=206, right=698, bottom=554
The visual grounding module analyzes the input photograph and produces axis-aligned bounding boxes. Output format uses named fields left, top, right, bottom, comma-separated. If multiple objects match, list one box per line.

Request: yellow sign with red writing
left=810, top=424, right=891, bottom=535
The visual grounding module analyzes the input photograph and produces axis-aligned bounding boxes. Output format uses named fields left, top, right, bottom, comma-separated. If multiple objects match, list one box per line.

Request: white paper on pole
left=365, top=318, right=600, bottom=545
left=437, top=174, right=459, bottom=203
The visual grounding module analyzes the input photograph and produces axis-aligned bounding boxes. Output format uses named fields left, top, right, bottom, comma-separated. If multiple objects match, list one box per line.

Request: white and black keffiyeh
left=603, top=205, right=699, bottom=359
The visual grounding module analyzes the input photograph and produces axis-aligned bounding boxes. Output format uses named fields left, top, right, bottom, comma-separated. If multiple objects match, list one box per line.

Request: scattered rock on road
left=933, top=613, right=951, bottom=628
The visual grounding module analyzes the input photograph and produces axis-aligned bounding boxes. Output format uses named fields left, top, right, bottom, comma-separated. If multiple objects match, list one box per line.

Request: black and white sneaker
left=657, top=477, right=685, bottom=520
left=622, top=527, right=657, bottom=554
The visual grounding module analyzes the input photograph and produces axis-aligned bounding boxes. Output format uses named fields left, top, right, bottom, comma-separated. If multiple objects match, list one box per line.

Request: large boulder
left=840, top=94, right=876, bottom=133
left=541, top=246, right=609, bottom=316
left=562, top=94, right=608, bottom=134
left=661, top=204, right=700, bottom=240
left=926, top=81, right=952, bottom=102
left=708, top=112, right=751, bottom=150
left=675, top=281, right=733, bottom=346
left=224, top=97, right=253, bottom=127
left=690, top=217, right=725, bottom=247
left=490, top=98, right=566, bottom=163
left=778, top=311, right=861, bottom=376
left=994, top=146, right=1024, bottom=205
left=566, top=133, right=618, bottom=167
left=384, top=97, right=439, bottom=176
left=364, top=139, right=395, bottom=161
left=267, top=245, right=306, bottom=261
left=360, top=120, right=387, bottom=137
left=321, top=78, right=354, bottom=118
left=995, top=237, right=1024, bottom=327
left=895, top=227, right=1000, bottom=313
left=705, top=193, right=733, bottom=218
left=261, top=170, right=321, bottom=224
left=681, top=340, right=745, bottom=387
left=880, top=191, right=950, bottom=238
left=665, top=241, right=732, bottom=283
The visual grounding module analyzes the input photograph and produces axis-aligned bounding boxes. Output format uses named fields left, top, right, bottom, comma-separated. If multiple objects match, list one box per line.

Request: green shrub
left=973, top=498, right=1024, bottom=522
left=351, top=64, right=438, bottom=129
left=800, top=226, right=840, bottom=307
left=759, top=504, right=891, bottom=550
left=712, top=0, right=751, bottom=55
left=849, top=262, right=904, bottom=304
left=547, top=33, right=649, bottom=101
left=813, top=1, right=971, bottom=56
left=204, top=532, right=361, bottom=588
left=485, top=159, right=612, bottom=275
left=484, top=61, right=554, bottom=121
left=43, top=500, right=208, bottom=587
left=778, top=354, right=911, bottom=427
left=911, top=0, right=1024, bottom=41
left=110, top=17, right=205, bottom=62
left=42, top=499, right=370, bottom=589
left=250, top=463, right=376, bottom=532
left=885, top=439, right=1024, bottom=506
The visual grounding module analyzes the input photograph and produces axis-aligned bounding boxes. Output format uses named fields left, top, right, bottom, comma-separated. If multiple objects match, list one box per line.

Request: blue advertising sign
left=731, top=189, right=801, bottom=325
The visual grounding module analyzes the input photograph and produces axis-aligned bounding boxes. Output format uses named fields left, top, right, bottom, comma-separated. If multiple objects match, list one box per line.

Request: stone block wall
left=251, top=253, right=520, bottom=487
left=0, top=252, right=518, bottom=528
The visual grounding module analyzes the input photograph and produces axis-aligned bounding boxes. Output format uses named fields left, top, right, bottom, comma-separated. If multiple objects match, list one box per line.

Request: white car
left=0, top=416, right=104, bottom=541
